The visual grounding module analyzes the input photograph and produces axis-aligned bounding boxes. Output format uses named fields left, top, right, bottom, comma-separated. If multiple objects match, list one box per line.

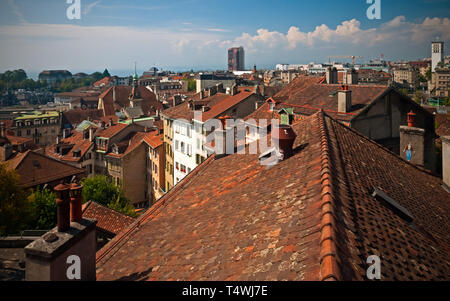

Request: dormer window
left=73, top=149, right=81, bottom=158
left=113, top=145, right=119, bottom=154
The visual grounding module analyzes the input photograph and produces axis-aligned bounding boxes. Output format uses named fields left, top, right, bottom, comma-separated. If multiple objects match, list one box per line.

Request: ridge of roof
left=317, top=112, right=341, bottom=281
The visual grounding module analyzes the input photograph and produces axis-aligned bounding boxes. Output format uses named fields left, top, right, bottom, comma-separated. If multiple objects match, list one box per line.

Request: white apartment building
left=173, top=119, right=196, bottom=184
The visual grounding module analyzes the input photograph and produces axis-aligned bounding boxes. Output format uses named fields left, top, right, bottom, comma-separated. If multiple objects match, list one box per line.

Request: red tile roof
left=97, top=123, right=128, bottom=139
left=5, top=150, right=85, bottom=188
left=274, top=75, right=324, bottom=99
left=143, top=132, right=163, bottom=149
left=62, top=109, right=104, bottom=126
left=195, top=91, right=254, bottom=122
left=162, top=93, right=229, bottom=121
left=96, top=112, right=450, bottom=281
left=435, top=113, right=450, bottom=139
left=93, top=77, right=114, bottom=88
left=82, top=201, right=135, bottom=236
left=46, top=130, right=94, bottom=163
left=247, top=75, right=390, bottom=123
left=99, top=86, right=162, bottom=116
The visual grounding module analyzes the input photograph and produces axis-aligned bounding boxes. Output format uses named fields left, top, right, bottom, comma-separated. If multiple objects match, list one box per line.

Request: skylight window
left=371, top=187, right=414, bottom=223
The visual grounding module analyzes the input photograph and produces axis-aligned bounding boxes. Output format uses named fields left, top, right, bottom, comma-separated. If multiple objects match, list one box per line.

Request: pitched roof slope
left=99, top=86, right=162, bottom=116
left=162, top=93, right=229, bottom=121
left=46, top=130, right=94, bottom=163
left=82, top=201, right=135, bottom=236
left=6, top=151, right=85, bottom=188
left=96, top=113, right=450, bottom=281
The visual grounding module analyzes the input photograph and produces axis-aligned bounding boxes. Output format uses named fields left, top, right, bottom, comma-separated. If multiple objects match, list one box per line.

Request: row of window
left=16, top=118, right=58, bottom=127
left=175, top=162, right=191, bottom=174
left=174, top=122, right=192, bottom=137
left=174, top=140, right=192, bottom=156
left=17, top=128, right=56, bottom=137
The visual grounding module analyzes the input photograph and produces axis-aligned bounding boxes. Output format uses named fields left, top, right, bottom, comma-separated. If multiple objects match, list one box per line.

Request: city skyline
left=0, top=0, right=449, bottom=74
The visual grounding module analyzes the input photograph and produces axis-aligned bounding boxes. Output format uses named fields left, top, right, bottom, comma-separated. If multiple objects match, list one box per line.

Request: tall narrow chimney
left=70, top=183, right=83, bottom=223
left=338, top=85, right=352, bottom=113
left=24, top=182, right=97, bottom=281
left=55, top=183, right=71, bottom=232
left=442, top=136, right=450, bottom=192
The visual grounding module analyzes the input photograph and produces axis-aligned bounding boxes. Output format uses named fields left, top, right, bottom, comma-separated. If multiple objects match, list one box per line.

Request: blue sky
left=1, top=0, right=449, bottom=76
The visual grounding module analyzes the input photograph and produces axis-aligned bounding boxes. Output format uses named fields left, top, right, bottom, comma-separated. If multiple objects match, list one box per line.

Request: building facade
left=11, top=111, right=61, bottom=147
left=393, top=67, right=419, bottom=89
left=430, top=66, right=450, bottom=98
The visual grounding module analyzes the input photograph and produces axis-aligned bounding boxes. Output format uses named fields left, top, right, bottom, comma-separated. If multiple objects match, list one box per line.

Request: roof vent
left=371, top=187, right=413, bottom=223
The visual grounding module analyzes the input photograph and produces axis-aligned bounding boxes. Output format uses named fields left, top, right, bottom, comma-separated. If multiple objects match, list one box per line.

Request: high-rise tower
left=228, top=47, right=245, bottom=71
left=431, top=41, right=444, bottom=72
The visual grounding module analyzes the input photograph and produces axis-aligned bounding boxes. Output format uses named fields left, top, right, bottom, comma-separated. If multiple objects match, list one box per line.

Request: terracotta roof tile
left=96, top=112, right=450, bottom=281
left=46, top=130, right=94, bottom=163
left=5, top=150, right=85, bottom=188
left=99, top=86, right=162, bottom=116
left=194, top=92, right=255, bottom=122
left=97, top=123, right=128, bottom=138
left=162, top=93, right=229, bottom=121
left=143, top=132, right=163, bottom=149
left=435, top=113, right=450, bottom=138
left=82, top=201, right=135, bottom=235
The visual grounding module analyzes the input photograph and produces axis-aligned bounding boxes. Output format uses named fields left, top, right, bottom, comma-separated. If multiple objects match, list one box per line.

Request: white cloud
left=0, top=16, right=449, bottom=71
left=231, top=16, right=450, bottom=53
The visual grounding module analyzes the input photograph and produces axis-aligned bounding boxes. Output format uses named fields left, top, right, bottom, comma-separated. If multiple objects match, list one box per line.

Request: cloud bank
left=0, top=16, right=448, bottom=72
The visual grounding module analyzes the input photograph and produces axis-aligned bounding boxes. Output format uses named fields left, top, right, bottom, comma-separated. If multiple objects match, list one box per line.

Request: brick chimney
left=24, top=182, right=97, bottom=281
left=271, top=123, right=297, bottom=159
left=338, top=85, right=352, bottom=113
left=400, top=111, right=425, bottom=168
left=442, top=136, right=450, bottom=192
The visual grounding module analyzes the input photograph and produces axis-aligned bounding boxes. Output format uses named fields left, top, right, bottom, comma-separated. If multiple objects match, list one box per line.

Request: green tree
left=81, top=175, right=135, bottom=217
left=398, top=88, right=409, bottom=97
left=413, top=91, right=423, bottom=104
left=108, top=195, right=137, bottom=218
left=103, top=69, right=111, bottom=77
left=0, top=164, right=32, bottom=236
left=418, top=73, right=427, bottom=83
left=187, top=79, right=196, bottom=92
left=28, top=189, right=57, bottom=230
left=90, top=72, right=104, bottom=82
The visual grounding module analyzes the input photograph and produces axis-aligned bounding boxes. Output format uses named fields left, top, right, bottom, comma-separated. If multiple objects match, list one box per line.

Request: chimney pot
left=54, top=183, right=71, bottom=232
left=271, top=124, right=297, bottom=159
left=70, top=183, right=83, bottom=223
left=407, top=110, right=416, bottom=127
